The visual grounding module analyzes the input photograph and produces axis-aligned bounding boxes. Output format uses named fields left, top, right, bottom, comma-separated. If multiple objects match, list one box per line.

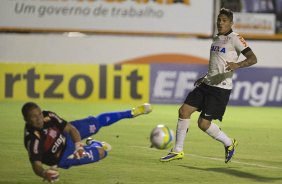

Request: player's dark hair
left=21, top=102, right=40, bottom=119
left=219, top=8, right=233, bottom=21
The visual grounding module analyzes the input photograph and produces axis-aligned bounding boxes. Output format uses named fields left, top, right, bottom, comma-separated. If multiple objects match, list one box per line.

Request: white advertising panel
left=0, top=0, right=213, bottom=36
left=233, top=12, right=276, bottom=35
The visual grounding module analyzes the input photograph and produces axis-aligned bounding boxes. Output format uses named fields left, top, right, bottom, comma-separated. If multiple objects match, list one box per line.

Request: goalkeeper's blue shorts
left=58, top=116, right=106, bottom=169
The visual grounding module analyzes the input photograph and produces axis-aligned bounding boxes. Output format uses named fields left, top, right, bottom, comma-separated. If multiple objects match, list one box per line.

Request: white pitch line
left=186, top=153, right=282, bottom=170
left=129, top=145, right=282, bottom=170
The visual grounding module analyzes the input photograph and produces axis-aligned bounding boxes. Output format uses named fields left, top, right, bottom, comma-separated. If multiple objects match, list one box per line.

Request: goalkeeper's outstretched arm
left=31, top=161, right=45, bottom=179
left=63, top=123, right=89, bottom=159
left=31, top=161, right=59, bottom=183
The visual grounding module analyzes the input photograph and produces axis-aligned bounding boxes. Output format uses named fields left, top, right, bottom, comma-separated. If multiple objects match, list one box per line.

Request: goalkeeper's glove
left=42, top=169, right=59, bottom=183
left=72, top=142, right=89, bottom=159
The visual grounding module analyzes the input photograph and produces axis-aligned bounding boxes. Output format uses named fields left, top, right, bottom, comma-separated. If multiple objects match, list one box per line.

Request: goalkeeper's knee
left=87, top=143, right=108, bottom=161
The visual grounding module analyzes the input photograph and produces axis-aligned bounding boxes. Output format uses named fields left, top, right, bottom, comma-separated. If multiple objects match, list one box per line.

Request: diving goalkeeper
left=22, top=102, right=152, bottom=182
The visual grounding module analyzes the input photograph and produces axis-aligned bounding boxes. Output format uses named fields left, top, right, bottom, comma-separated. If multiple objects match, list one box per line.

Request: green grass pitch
left=0, top=101, right=282, bottom=184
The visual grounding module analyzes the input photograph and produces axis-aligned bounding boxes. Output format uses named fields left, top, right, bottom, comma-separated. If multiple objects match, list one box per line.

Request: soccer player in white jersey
left=160, top=8, right=257, bottom=163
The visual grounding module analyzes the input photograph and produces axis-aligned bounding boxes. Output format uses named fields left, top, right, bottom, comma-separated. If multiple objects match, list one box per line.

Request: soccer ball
left=150, top=124, right=174, bottom=150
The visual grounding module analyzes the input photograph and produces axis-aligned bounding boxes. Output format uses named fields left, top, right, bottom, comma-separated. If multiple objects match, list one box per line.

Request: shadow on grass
left=179, top=165, right=282, bottom=183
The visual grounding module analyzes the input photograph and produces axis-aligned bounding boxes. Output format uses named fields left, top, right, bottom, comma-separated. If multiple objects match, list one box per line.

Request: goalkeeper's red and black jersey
left=24, top=110, right=67, bottom=166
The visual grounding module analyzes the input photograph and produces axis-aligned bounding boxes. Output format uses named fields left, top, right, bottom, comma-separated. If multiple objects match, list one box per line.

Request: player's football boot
left=160, top=151, right=184, bottom=162
left=225, top=139, right=238, bottom=163
left=131, top=103, right=152, bottom=117
left=86, top=137, right=112, bottom=152
left=101, top=141, right=112, bottom=152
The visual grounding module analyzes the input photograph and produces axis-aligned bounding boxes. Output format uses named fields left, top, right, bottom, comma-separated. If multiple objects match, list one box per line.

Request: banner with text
left=1, top=63, right=281, bottom=107
left=0, top=63, right=150, bottom=103
left=0, top=0, right=213, bottom=36
left=233, top=13, right=276, bottom=35
left=150, top=64, right=282, bottom=107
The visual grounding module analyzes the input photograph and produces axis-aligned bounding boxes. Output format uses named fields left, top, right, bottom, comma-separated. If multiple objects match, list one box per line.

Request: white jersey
left=203, top=30, right=250, bottom=89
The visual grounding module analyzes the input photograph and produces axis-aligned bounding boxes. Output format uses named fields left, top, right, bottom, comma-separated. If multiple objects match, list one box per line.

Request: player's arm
left=237, top=49, right=257, bottom=68
left=194, top=73, right=207, bottom=86
left=64, top=123, right=89, bottom=159
left=226, top=49, right=257, bottom=71
left=31, top=160, right=45, bottom=178
left=63, top=123, right=81, bottom=143
left=27, top=137, right=59, bottom=182
left=31, top=161, right=59, bottom=182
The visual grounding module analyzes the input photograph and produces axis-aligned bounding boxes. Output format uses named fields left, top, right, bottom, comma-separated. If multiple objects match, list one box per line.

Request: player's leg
left=70, top=103, right=152, bottom=139
left=198, top=117, right=232, bottom=146
left=199, top=117, right=237, bottom=163
left=58, top=134, right=109, bottom=169
left=95, top=102, right=152, bottom=127
left=199, top=85, right=237, bottom=163
left=160, top=104, right=196, bottom=162
left=174, top=104, right=196, bottom=152
left=86, top=137, right=112, bottom=152
left=58, top=141, right=108, bottom=169
left=160, top=85, right=205, bottom=162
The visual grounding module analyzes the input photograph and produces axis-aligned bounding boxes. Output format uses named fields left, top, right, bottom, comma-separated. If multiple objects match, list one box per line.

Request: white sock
left=173, top=118, right=190, bottom=152
left=205, top=122, right=232, bottom=147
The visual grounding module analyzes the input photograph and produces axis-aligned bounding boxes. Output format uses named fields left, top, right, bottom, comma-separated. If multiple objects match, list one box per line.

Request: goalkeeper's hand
left=72, top=142, right=89, bottom=159
left=42, top=169, right=59, bottom=183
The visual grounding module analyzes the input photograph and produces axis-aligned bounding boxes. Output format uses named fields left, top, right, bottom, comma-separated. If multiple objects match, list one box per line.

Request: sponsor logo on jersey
left=48, top=129, right=57, bottom=139
left=237, top=35, right=247, bottom=47
left=211, top=45, right=226, bottom=53
left=51, top=134, right=65, bottom=153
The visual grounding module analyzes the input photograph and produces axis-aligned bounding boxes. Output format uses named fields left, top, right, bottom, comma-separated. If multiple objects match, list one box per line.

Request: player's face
left=217, top=14, right=233, bottom=35
left=26, top=107, right=44, bottom=129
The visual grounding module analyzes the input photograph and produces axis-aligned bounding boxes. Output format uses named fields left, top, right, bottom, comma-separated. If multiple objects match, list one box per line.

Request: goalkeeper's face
left=26, top=107, right=44, bottom=129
